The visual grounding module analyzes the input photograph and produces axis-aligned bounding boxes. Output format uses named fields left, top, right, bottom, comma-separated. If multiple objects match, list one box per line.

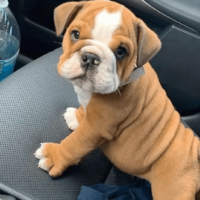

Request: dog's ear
left=54, top=2, right=85, bottom=36
left=136, top=19, right=161, bottom=67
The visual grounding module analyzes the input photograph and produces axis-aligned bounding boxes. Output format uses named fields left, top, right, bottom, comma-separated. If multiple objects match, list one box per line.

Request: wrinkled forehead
left=69, top=1, right=135, bottom=46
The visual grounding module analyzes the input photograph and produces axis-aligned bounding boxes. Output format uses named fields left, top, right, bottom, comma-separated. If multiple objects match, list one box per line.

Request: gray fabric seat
left=0, top=48, right=195, bottom=200
left=0, top=48, right=128, bottom=200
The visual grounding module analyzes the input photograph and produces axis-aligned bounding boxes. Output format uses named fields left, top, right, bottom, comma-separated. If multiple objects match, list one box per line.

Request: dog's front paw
left=63, top=107, right=79, bottom=130
left=34, top=143, right=68, bottom=178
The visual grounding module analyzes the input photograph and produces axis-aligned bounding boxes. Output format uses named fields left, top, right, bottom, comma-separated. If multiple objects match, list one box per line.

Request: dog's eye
left=115, top=47, right=127, bottom=59
left=71, top=30, right=80, bottom=41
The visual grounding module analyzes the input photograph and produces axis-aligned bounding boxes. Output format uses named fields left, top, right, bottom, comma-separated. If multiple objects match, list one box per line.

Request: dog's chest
left=74, top=86, right=91, bottom=110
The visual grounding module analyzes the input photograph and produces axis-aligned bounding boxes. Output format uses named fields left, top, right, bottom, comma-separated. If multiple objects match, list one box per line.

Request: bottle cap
left=0, top=0, right=8, bottom=8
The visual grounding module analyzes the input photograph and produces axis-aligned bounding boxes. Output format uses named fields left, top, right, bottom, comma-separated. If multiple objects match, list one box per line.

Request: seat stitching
left=151, top=0, right=200, bottom=23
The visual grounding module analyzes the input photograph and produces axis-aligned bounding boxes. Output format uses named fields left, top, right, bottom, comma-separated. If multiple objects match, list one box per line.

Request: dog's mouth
left=68, top=71, right=86, bottom=81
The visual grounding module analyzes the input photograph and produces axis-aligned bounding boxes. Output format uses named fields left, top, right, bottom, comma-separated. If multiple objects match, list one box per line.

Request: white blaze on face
left=92, top=9, right=122, bottom=45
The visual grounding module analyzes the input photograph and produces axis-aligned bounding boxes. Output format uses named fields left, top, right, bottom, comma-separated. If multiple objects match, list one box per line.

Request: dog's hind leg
left=150, top=157, right=199, bottom=200
left=150, top=168, right=199, bottom=200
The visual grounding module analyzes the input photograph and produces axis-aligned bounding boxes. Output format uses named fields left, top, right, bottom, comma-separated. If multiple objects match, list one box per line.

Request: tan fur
left=75, top=106, right=84, bottom=124
left=39, top=1, right=200, bottom=199
left=54, top=2, right=85, bottom=36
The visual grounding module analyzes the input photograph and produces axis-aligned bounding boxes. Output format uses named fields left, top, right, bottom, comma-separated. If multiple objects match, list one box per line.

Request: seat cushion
left=105, top=167, right=136, bottom=185
left=0, top=47, right=197, bottom=200
left=0, top=48, right=112, bottom=200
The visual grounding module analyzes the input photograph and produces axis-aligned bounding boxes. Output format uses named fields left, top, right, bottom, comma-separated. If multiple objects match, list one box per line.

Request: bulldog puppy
left=35, top=0, right=200, bottom=199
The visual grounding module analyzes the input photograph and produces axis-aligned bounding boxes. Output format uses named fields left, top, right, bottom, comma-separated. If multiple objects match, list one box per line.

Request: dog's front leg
left=63, top=106, right=85, bottom=130
left=35, top=114, right=112, bottom=178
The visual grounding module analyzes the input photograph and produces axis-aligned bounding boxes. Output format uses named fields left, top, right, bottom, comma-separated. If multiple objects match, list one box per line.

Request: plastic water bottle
left=0, top=0, right=20, bottom=81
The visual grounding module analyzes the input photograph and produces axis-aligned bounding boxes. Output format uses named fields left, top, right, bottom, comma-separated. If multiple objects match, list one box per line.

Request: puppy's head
left=54, top=0, right=161, bottom=94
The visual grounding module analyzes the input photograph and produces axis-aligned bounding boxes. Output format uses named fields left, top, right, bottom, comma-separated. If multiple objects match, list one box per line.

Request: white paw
left=63, top=107, right=79, bottom=130
left=34, top=143, right=49, bottom=172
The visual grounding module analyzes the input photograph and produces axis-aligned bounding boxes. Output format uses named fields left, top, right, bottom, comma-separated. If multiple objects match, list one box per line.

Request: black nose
left=81, top=52, right=101, bottom=69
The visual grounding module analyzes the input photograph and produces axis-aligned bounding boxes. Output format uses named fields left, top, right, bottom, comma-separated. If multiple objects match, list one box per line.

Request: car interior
left=1, top=0, right=200, bottom=199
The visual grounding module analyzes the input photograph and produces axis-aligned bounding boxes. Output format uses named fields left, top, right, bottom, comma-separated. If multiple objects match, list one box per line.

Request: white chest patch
left=74, top=86, right=91, bottom=110
left=92, top=9, right=122, bottom=45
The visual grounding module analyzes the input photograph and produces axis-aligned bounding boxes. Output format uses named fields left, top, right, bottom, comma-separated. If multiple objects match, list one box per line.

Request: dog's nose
left=81, top=52, right=101, bottom=69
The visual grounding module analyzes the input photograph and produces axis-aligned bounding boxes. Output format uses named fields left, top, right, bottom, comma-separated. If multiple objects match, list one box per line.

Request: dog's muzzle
left=60, top=39, right=120, bottom=93
left=81, top=52, right=101, bottom=70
